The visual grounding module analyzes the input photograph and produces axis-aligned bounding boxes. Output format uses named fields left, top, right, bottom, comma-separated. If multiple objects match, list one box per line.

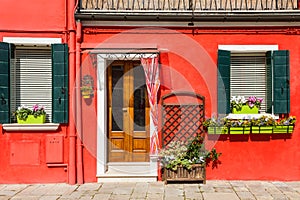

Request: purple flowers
left=277, top=116, right=296, bottom=126
left=32, top=104, right=44, bottom=112
left=247, top=96, right=263, bottom=108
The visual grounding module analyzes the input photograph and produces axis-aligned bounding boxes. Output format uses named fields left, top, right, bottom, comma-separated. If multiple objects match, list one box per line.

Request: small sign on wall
left=46, top=135, right=64, bottom=164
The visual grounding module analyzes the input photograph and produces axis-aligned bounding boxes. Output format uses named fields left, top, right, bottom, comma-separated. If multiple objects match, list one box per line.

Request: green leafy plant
left=159, top=137, right=222, bottom=171
left=251, top=115, right=276, bottom=126
left=203, top=116, right=229, bottom=127
left=13, top=104, right=46, bottom=120
left=80, top=75, right=94, bottom=97
left=230, top=95, right=263, bottom=111
left=80, top=86, right=93, bottom=93
left=276, top=116, right=296, bottom=126
left=227, top=118, right=251, bottom=127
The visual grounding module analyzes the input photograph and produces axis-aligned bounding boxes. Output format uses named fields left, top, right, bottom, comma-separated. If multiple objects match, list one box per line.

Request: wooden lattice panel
left=162, top=92, right=205, bottom=147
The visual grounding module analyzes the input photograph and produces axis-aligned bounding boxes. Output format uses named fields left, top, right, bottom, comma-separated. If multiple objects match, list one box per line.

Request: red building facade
left=0, top=0, right=300, bottom=183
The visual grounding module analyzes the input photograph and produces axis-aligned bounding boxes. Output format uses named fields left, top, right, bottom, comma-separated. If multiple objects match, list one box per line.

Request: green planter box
left=230, top=127, right=251, bottom=134
left=208, top=127, right=228, bottom=134
left=232, top=105, right=259, bottom=114
left=273, top=125, right=294, bottom=134
left=251, top=126, right=273, bottom=134
left=17, top=115, right=46, bottom=124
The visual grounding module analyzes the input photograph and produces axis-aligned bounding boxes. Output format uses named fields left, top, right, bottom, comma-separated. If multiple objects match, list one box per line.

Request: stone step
left=107, top=162, right=155, bottom=174
left=97, top=162, right=157, bottom=182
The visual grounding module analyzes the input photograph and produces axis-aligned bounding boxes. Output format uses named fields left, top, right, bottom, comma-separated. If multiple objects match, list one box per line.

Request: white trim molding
left=218, top=45, right=278, bottom=52
left=2, top=123, right=60, bottom=131
left=3, top=37, right=62, bottom=45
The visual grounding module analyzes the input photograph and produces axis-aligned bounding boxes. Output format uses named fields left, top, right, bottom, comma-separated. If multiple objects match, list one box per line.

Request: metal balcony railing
left=80, top=0, right=298, bottom=11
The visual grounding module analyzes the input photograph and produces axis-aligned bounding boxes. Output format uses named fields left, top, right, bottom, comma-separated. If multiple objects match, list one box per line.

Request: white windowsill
left=2, top=123, right=60, bottom=132
left=227, top=113, right=279, bottom=119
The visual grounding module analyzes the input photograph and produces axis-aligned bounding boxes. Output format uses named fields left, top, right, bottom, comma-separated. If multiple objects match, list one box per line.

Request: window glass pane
left=230, top=53, right=267, bottom=112
left=10, top=47, right=52, bottom=122
left=133, top=66, right=146, bottom=131
left=111, top=66, right=124, bottom=131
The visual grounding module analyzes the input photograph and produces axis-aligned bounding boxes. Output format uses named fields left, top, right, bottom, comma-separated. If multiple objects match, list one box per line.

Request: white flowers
left=17, top=105, right=29, bottom=111
left=230, top=96, right=247, bottom=105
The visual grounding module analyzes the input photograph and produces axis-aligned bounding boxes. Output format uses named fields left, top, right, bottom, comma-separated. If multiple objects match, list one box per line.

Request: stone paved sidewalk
left=1, top=180, right=300, bottom=200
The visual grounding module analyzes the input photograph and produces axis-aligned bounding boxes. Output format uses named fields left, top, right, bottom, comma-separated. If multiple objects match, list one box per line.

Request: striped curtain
left=141, top=56, right=160, bottom=154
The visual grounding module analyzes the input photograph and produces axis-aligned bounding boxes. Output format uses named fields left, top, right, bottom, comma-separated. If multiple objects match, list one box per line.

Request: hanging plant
left=80, top=75, right=94, bottom=99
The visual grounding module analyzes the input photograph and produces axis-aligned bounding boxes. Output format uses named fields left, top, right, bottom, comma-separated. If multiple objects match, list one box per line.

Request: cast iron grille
left=162, top=92, right=205, bottom=147
left=80, top=0, right=297, bottom=10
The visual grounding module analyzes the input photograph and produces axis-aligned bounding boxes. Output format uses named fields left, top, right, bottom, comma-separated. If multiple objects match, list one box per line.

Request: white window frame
left=218, top=45, right=279, bottom=119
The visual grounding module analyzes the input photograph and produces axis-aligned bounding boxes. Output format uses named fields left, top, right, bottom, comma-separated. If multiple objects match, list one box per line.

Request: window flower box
left=230, top=127, right=251, bottom=134
left=205, top=115, right=296, bottom=134
left=273, top=125, right=294, bottom=134
left=251, top=126, right=273, bottom=134
left=232, top=105, right=259, bottom=114
left=230, top=96, right=262, bottom=114
left=208, top=127, right=228, bottom=134
left=17, top=114, right=46, bottom=124
left=13, top=104, right=46, bottom=124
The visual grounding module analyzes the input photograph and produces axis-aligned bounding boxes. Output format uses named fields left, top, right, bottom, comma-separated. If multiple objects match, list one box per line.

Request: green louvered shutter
left=0, top=42, right=13, bottom=123
left=273, top=50, right=290, bottom=114
left=266, top=51, right=273, bottom=113
left=217, top=50, right=231, bottom=114
left=52, top=44, right=69, bottom=123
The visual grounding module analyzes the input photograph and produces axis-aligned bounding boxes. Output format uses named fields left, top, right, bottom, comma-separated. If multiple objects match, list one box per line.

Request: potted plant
left=80, top=74, right=94, bottom=99
left=159, top=137, right=221, bottom=183
left=13, top=104, right=46, bottom=124
left=231, top=96, right=263, bottom=114
left=203, top=116, right=228, bottom=134
left=80, top=86, right=93, bottom=98
left=251, top=115, right=276, bottom=134
left=273, top=116, right=296, bottom=133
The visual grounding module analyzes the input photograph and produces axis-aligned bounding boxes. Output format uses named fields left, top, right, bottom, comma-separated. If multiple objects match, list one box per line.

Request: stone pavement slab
left=1, top=180, right=300, bottom=199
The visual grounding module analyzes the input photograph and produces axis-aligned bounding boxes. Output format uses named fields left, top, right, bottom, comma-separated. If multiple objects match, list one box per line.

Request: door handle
left=1, top=94, right=6, bottom=105
left=122, top=108, right=128, bottom=112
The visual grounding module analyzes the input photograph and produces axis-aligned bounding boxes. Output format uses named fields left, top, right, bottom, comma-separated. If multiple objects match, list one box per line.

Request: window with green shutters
left=217, top=49, right=290, bottom=115
left=0, top=42, right=69, bottom=124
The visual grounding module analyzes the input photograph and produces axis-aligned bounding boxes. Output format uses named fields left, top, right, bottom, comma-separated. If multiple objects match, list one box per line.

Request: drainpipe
left=76, top=20, right=83, bottom=184
left=68, top=0, right=77, bottom=185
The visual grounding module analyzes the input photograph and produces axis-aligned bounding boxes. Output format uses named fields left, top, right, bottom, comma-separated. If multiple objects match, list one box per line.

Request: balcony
left=76, top=0, right=300, bottom=25
left=80, top=0, right=297, bottom=10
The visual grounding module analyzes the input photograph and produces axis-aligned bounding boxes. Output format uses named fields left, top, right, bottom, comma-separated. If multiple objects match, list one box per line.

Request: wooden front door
left=108, top=61, right=150, bottom=162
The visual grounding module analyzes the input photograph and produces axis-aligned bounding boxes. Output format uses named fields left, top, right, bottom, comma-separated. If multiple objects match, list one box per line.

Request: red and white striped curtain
left=141, top=56, right=160, bottom=154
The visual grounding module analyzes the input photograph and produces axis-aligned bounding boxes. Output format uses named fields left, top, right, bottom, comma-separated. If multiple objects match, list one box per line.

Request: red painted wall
left=0, top=0, right=73, bottom=184
left=81, top=27, right=300, bottom=181
left=0, top=0, right=66, bottom=31
left=0, top=127, right=69, bottom=183
left=1, top=0, right=300, bottom=183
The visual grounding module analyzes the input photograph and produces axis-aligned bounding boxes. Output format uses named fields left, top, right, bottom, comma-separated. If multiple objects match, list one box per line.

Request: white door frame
left=96, top=53, right=158, bottom=177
